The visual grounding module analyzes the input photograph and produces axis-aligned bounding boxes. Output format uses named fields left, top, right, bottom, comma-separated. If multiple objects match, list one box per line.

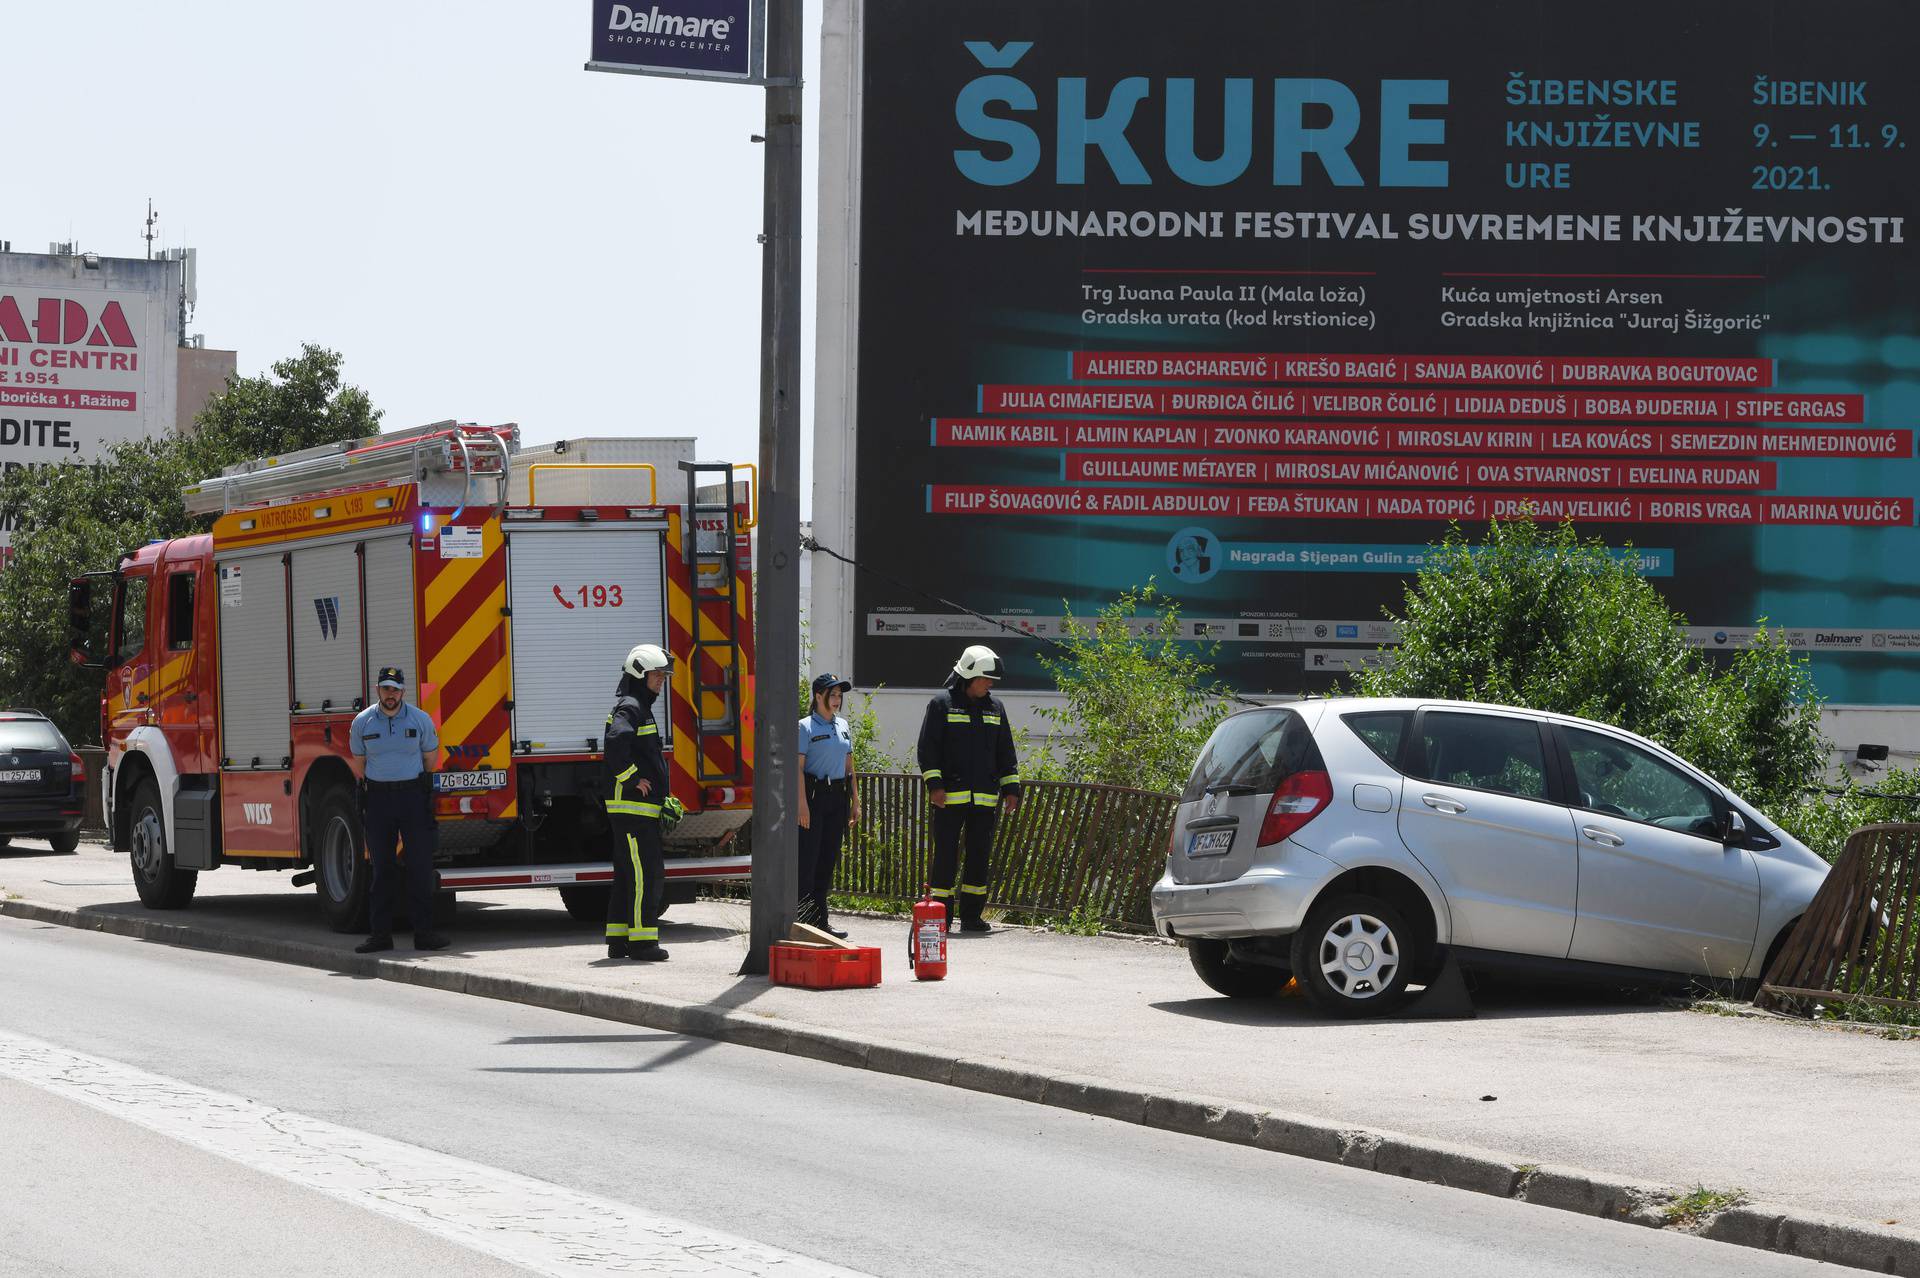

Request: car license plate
left=433, top=769, right=506, bottom=793
left=1188, top=828, right=1234, bottom=856
left=0, top=769, right=43, bottom=784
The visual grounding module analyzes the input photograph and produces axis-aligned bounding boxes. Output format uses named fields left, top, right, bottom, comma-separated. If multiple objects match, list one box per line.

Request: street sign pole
left=742, top=0, right=803, bottom=975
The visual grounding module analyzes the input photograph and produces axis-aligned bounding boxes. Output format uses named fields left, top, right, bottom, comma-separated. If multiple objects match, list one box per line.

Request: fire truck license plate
left=433, top=770, right=506, bottom=793
left=0, top=769, right=42, bottom=784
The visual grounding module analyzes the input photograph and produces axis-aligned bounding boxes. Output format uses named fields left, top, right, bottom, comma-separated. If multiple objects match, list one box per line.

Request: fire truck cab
left=69, top=421, right=755, bottom=931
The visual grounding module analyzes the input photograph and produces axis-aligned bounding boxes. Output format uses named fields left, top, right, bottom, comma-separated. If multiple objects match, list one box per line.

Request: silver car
left=1151, top=697, right=1829, bottom=1016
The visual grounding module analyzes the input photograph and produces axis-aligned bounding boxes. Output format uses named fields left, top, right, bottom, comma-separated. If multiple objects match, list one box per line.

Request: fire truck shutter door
left=362, top=535, right=417, bottom=708
left=507, top=528, right=668, bottom=754
left=217, top=552, right=291, bottom=768
left=291, top=542, right=363, bottom=711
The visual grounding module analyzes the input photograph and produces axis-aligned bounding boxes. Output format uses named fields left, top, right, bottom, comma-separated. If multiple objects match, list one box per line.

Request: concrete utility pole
left=743, top=0, right=804, bottom=976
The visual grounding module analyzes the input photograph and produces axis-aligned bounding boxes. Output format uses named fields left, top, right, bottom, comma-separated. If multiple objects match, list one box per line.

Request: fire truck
left=69, top=421, right=756, bottom=931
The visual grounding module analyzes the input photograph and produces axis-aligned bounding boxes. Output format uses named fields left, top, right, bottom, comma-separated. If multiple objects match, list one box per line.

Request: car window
left=1563, top=726, right=1720, bottom=838
left=1342, top=710, right=1410, bottom=768
left=1181, top=708, right=1322, bottom=803
left=1411, top=711, right=1548, bottom=800
left=116, top=575, right=149, bottom=667
left=0, top=720, right=63, bottom=752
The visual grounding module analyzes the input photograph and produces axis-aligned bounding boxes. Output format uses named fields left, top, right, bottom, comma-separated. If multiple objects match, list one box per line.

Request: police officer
left=797, top=673, right=860, bottom=937
left=917, top=645, right=1021, bottom=933
left=349, top=667, right=449, bottom=954
left=604, top=643, right=672, bottom=962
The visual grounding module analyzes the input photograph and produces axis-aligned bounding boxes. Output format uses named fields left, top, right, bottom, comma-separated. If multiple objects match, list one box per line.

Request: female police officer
left=796, top=672, right=860, bottom=937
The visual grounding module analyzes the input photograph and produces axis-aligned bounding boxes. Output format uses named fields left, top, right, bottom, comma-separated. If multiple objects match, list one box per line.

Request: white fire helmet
left=624, top=643, right=673, bottom=679
left=953, top=644, right=1002, bottom=681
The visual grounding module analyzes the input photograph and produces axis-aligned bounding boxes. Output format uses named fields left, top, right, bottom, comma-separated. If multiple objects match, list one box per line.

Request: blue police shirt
left=799, top=712, right=852, bottom=780
left=350, top=702, right=439, bottom=782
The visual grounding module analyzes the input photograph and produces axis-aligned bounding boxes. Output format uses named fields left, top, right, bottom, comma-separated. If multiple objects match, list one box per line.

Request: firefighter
left=797, top=672, right=859, bottom=937
left=917, top=645, right=1022, bottom=933
left=349, top=667, right=449, bottom=954
left=604, top=643, right=672, bottom=962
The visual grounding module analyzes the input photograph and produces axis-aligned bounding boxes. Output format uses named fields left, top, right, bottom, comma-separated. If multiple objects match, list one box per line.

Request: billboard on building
left=0, top=252, right=182, bottom=568
left=814, top=0, right=1920, bottom=703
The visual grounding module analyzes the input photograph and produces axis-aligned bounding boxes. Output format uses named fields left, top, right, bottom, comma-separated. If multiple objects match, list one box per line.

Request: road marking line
left=0, top=1029, right=862, bottom=1277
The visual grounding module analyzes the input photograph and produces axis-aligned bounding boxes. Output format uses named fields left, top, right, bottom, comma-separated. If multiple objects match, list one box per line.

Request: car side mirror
left=1722, top=809, right=1748, bottom=847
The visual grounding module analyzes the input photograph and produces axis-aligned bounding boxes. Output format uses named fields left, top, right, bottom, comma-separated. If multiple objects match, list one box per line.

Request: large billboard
left=816, top=0, right=1920, bottom=703
left=0, top=253, right=181, bottom=569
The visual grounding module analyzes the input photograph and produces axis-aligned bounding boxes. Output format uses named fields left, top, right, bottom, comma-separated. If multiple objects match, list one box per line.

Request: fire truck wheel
left=558, top=884, right=612, bottom=924
left=50, top=831, right=80, bottom=855
left=314, top=784, right=370, bottom=933
left=128, top=778, right=196, bottom=909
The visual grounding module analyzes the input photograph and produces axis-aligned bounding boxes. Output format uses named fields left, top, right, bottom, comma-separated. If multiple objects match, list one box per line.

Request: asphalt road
left=0, top=915, right=1831, bottom=1277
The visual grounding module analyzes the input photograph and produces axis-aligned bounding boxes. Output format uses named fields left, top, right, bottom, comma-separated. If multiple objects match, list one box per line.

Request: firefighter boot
left=630, top=942, right=669, bottom=962
left=606, top=939, right=630, bottom=960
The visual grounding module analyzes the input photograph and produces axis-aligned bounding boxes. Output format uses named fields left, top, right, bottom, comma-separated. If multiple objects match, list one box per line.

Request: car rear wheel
left=49, top=831, right=79, bottom=855
left=314, top=785, right=370, bottom=933
left=128, top=778, right=196, bottom=909
left=1291, top=892, right=1413, bottom=1017
left=1187, top=938, right=1289, bottom=999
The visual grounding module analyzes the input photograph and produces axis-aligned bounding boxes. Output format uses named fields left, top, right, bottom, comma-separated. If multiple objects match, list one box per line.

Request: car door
left=1556, top=723, right=1760, bottom=980
left=1396, top=708, right=1579, bottom=957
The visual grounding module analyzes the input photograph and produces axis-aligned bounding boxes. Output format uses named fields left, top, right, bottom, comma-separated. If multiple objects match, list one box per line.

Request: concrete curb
left=9, top=896, right=1920, bottom=1276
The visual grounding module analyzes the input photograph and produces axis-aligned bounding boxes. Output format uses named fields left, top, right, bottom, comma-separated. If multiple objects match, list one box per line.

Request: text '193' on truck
left=67, top=421, right=757, bottom=931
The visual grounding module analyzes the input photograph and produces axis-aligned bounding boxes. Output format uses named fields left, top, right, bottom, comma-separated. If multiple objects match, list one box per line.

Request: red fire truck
left=69, top=421, right=755, bottom=931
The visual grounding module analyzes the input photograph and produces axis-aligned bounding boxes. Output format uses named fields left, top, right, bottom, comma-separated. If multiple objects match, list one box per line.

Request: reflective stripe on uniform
left=627, top=832, right=644, bottom=943
left=973, top=792, right=999, bottom=805
left=630, top=926, right=659, bottom=942
left=1000, top=773, right=1020, bottom=786
left=615, top=765, right=638, bottom=783
left=959, top=884, right=988, bottom=895
left=636, top=724, right=658, bottom=736
left=605, top=799, right=650, bottom=816
left=945, top=713, right=971, bottom=724
left=606, top=924, right=629, bottom=938
left=943, top=791, right=974, bottom=805
left=634, top=802, right=662, bottom=818
left=922, top=768, right=942, bottom=780
left=982, top=715, right=1002, bottom=726
left=930, top=887, right=953, bottom=898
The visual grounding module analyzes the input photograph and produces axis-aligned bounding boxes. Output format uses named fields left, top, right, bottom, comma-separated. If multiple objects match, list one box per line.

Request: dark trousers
left=797, top=777, right=849, bottom=925
left=364, top=780, right=438, bottom=938
left=608, top=813, right=665, bottom=945
left=931, top=802, right=997, bottom=923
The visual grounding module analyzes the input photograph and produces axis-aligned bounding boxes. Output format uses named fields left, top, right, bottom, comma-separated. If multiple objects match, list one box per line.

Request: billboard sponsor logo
left=0, top=295, right=140, bottom=350
left=605, top=3, right=733, bottom=41
left=1336, top=624, right=1359, bottom=638
left=1816, top=632, right=1864, bottom=646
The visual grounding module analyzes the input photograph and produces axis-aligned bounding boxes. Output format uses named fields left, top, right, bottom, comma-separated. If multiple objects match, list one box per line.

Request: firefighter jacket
left=605, top=677, right=669, bottom=819
left=916, top=675, right=1022, bottom=805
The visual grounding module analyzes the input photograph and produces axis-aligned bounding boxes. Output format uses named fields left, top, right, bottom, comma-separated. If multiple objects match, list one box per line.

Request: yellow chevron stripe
left=438, top=665, right=507, bottom=757
left=427, top=582, right=503, bottom=690
left=423, top=553, right=483, bottom=622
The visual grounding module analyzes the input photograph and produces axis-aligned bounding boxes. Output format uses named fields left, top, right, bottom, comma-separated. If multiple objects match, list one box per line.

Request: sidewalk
left=5, top=838, right=1917, bottom=1270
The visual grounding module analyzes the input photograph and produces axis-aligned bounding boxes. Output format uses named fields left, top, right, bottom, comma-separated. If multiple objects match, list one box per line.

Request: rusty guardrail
left=1757, top=822, right=1920, bottom=1018
left=837, top=773, right=1179, bottom=929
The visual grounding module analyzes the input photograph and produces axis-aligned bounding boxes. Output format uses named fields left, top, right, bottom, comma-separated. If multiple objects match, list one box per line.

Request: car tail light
left=68, top=751, right=86, bottom=784
left=1258, top=770, right=1332, bottom=847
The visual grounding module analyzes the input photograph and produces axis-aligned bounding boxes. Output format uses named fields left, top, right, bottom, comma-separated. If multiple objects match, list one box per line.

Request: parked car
left=1152, top=697, right=1829, bottom=1016
left=0, top=710, right=86, bottom=855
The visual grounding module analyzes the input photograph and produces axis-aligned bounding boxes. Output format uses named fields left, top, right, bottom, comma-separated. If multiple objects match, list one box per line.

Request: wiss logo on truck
left=73, top=422, right=757, bottom=932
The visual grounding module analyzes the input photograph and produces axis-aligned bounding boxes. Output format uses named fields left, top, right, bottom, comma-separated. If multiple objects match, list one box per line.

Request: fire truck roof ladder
left=181, top=421, right=519, bottom=517
left=681, top=460, right=746, bottom=786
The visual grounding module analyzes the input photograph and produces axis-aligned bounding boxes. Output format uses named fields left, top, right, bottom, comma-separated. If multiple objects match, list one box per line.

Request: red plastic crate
left=769, top=943, right=882, bottom=989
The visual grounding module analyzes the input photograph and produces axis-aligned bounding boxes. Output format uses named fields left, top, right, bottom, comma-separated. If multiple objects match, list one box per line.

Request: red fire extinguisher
left=909, top=883, right=948, bottom=981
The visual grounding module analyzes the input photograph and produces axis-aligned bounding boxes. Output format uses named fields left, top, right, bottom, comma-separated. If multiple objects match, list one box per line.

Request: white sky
left=2, top=0, right=822, bottom=506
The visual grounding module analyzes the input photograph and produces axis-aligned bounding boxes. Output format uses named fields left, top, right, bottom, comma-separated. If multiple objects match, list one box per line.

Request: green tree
left=1033, top=581, right=1234, bottom=793
left=1353, top=517, right=1829, bottom=819
left=0, top=345, right=378, bottom=743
